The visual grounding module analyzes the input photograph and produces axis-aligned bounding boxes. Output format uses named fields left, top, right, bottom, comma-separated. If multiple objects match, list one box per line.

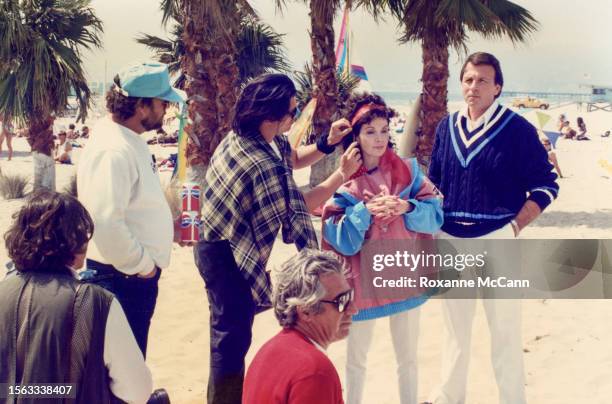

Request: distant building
left=589, top=86, right=612, bottom=102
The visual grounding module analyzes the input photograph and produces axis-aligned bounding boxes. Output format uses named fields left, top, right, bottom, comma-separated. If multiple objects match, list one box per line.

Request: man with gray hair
left=243, top=249, right=356, bottom=404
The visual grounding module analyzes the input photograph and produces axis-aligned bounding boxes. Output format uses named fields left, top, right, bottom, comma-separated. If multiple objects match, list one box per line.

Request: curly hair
left=105, top=74, right=153, bottom=120
left=5, top=190, right=94, bottom=273
left=273, top=249, right=346, bottom=328
left=341, top=92, right=396, bottom=150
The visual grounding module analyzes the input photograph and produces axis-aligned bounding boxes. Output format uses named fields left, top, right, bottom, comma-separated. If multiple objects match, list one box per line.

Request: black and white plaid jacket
left=201, top=131, right=318, bottom=306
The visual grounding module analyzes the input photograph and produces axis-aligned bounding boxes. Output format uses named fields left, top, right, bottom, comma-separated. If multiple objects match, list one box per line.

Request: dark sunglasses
left=320, top=288, right=354, bottom=313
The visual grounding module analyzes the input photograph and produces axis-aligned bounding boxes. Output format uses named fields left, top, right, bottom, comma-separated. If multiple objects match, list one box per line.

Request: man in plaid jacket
left=195, top=73, right=361, bottom=404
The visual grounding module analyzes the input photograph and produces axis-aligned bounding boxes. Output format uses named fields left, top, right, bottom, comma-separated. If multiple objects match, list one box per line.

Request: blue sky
left=86, top=0, right=612, bottom=94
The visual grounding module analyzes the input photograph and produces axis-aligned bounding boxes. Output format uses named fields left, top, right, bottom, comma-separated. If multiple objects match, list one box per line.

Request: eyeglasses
left=320, top=288, right=354, bottom=313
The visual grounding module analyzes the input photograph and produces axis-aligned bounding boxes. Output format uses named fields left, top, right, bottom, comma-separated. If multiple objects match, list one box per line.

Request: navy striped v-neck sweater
left=428, top=105, right=559, bottom=238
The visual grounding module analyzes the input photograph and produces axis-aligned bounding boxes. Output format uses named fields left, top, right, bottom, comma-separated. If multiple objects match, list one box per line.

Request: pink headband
left=350, top=103, right=387, bottom=126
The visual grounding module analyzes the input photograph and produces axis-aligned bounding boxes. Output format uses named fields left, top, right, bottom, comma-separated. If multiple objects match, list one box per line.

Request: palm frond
left=272, top=0, right=289, bottom=13
left=237, top=17, right=290, bottom=83
left=294, top=63, right=360, bottom=111
left=137, top=7, right=290, bottom=87
left=160, top=0, right=182, bottom=26
left=136, top=33, right=175, bottom=55
left=354, top=0, right=406, bottom=22
left=480, top=0, right=539, bottom=44
left=394, top=0, right=538, bottom=52
left=0, top=0, right=102, bottom=124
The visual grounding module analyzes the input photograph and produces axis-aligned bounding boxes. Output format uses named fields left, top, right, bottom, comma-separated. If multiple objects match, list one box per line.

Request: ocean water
left=378, top=91, right=550, bottom=106
left=378, top=91, right=465, bottom=106
left=376, top=90, right=582, bottom=114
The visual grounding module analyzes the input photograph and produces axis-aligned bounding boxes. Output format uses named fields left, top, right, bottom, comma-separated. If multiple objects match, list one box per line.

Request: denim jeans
left=194, top=240, right=255, bottom=404
left=85, top=259, right=160, bottom=358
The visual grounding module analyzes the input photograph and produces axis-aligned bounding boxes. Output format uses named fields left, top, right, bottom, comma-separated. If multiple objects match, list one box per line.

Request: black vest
left=0, top=271, right=116, bottom=404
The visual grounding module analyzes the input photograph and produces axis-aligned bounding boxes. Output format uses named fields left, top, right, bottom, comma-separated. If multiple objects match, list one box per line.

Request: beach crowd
left=1, top=52, right=560, bottom=404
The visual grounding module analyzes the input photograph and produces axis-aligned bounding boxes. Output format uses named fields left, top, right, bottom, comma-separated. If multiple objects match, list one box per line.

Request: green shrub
left=63, top=174, right=78, bottom=197
left=0, top=171, right=29, bottom=199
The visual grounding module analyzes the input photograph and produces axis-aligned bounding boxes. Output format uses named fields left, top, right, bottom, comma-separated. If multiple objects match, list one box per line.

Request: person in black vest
left=426, top=52, right=559, bottom=404
left=0, top=191, right=154, bottom=403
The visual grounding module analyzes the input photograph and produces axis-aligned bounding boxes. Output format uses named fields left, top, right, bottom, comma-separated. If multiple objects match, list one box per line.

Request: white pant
left=346, top=308, right=421, bottom=404
left=430, top=224, right=526, bottom=404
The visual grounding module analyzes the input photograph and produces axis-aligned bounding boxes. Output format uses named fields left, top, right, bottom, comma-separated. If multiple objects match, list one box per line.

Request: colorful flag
left=335, top=6, right=350, bottom=75
left=336, top=5, right=368, bottom=83
left=536, top=111, right=551, bottom=129
left=350, top=64, right=368, bottom=81
left=173, top=104, right=188, bottom=182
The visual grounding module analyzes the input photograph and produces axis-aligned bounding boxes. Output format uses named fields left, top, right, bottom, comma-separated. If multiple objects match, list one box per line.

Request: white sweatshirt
left=77, top=117, right=173, bottom=276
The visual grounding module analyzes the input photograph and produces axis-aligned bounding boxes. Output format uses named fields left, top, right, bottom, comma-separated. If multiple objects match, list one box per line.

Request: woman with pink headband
left=322, top=93, right=443, bottom=404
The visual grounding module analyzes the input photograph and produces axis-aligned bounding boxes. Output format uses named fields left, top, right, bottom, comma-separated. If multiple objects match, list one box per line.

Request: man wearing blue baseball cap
left=77, top=62, right=186, bottom=358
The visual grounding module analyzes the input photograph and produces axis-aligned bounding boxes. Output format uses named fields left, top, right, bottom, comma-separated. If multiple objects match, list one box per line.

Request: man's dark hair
left=68, top=124, right=75, bottom=130
left=341, top=92, right=396, bottom=150
left=5, top=190, right=94, bottom=273
left=232, top=73, right=296, bottom=138
left=460, top=52, right=504, bottom=97
left=105, top=74, right=153, bottom=120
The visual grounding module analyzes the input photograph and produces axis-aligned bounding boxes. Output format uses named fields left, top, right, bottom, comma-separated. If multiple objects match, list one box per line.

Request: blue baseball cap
left=117, top=62, right=186, bottom=103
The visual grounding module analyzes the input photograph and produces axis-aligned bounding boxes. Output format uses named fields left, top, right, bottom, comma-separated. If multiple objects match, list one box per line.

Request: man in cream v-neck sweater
left=78, top=62, right=185, bottom=357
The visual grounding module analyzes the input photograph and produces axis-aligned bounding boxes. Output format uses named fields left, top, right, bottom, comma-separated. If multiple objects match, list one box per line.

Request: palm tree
left=0, top=0, right=102, bottom=190
left=156, top=0, right=241, bottom=172
left=276, top=0, right=345, bottom=186
left=136, top=13, right=289, bottom=89
left=158, top=0, right=291, bottom=175
left=294, top=63, right=361, bottom=140
left=305, top=0, right=345, bottom=187
left=355, top=0, right=538, bottom=165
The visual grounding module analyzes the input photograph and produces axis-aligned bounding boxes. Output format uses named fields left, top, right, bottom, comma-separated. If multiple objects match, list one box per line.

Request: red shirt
left=243, top=328, right=344, bottom=404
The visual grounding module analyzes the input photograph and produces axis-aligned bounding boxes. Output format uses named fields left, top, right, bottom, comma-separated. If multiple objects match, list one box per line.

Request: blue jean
left=194, top=240, right=255, bottom=404
left=85, top=259, right=160, bottom=358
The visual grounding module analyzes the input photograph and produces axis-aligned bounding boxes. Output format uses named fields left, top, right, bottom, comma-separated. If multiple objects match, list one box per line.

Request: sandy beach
left=1, top=102, right=611, bottom=403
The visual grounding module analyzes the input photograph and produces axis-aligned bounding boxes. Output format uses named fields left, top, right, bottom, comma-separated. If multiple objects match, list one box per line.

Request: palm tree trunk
left=417, top=36, right=449, bottom=168
left=27, top=115, right=56, bottom=191
left=181, top=1, right=240, bottom=180
left=308, top=0, right=340, bottom=188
